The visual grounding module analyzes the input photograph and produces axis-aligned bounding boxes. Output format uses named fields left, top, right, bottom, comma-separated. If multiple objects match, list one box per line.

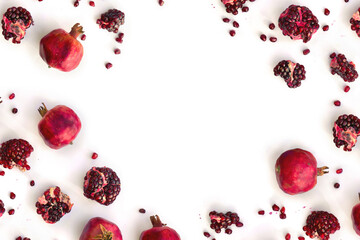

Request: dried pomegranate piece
left=1, top=7, right=33, bottom=43
left=330, top=53, right=358, bottom=82
left=35, top=186, right=73, bottom=224
left=97, top=9, right=125, bottom=33
left=273, top=60, right=306, bottom=88
left=333, top=114, right=360, bottom=151
left=303, top=211, right=340, bottom=240
left=278, top=5, right=319, bottom=43
left=0, top=139, right=33, bottom=171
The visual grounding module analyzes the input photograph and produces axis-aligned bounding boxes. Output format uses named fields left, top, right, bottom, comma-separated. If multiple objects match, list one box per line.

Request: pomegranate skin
left=140, top=215, right=181, bottom=240
left=39, top=23, right=84, bottom=72
left=275, top=148, right=327, bottom=195
left=79, top=217, right=122, bottom=240
left=352, top=201, right=360, bottom=236
left=38, top=104, right=81, bottom=149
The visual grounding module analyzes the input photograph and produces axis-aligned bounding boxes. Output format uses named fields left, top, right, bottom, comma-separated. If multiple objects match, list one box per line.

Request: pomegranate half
left=79, top=217, right=122, bottom=240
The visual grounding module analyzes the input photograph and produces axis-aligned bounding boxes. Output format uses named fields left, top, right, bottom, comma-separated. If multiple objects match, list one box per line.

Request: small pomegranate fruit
left=278, top=5, right=319, bottom=43
left=330, top=53, right=358, bottom=82
left=2, top=7, right=33, bottom=44
left=351, top=194, right=360, bottom=236
left=79, top=217, right=123, bottom=240
left=350, top=8, right=360, bottom=37
left=97, top=9, right=125, bottom=33
left=83, top=167, right=121, bottom=205
left=0, top=199, right=5, bottom=217
left=38, top=103, right=81, bottom=149
left=139, top=215, right=181, bottom=240
left=35, top=186, right=73, bottom=224
left=275, top=148, right=328, bottom=195
left=209, top=210, right=243, bottom=233
left=39, top=23, right=84, bottom=72
left=303, top=211, right=340, bottom=240
left=0, top=139, right=33, bottom=171
left=333, top=114, right=360, bottom=151
left=221, top=0, right=249, bottom=15
left=273, top=60, right=306, bottom=88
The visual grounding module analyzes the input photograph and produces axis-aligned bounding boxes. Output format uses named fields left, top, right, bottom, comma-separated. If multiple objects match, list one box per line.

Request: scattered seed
left=10, top=192, right=16, bottom=199
left=116, top=32, right=124, bottom=43
left=204, top=232, right=211, bottom=238
left=280, top=207, right=285, bottom=213
left=298, top=237, right=305, bottom=240
left=16, top=237, right=22, bottom=240
left=324, top=8, right=330, bottom=16
left=0, top=171, right=5, bottom=176
left=30, top=180, right=35, bottom=186
left=280, top=213, right=287, bottom=219
left=336, top=168, right=343, bottom=174
left=258, top=210, right=265, bottom=215
left=0, top=97, right=2, bottom=104
left=330, top=52, right=336, bottom=58
left=344, top=0, right=349, bottom=2
left=303, top=49, right=310, bottom=55
left=8, top=209, right=15, bottom=215
left=260, top=34, right=267, bottom=41
left=91, top=152, right=98, bottom=159
left=229, top=30, right=236, bottom=37
left=285, top=233, right=291, bottom=240
left=242, top=6, right=249, bottom=12
left=322, top=25, right=329, bottom=31
left=89, top=1, right=95, bottom=7
left=114, top=48, right=121, bottom=55
left=224, top=229, right=232, bottom=234
left=139, top=208, right=146, bottom=214
left=236, top=221, right=243, bottom=227
left=334, top=100, right=341, bottom=106
left=105, top=63, right=113, bottom=69
left=222, top=18, right=230, bottom=23
left=80, top=34, right=86, bottom=41
left=74, top=0, right=79, bottom=7
left=334, top=182, right=340, bottom=189
left=269, top=37, right=277, bottom=42
left=159, top=0, right=164, bottom=6
left=9, top=93, right=15, bottom=100
left=233, top=21, right=239, bottom=28
left=269, top=23, right=275, bottom=30
left=344, top=86, right=350, bottom=92
left=272, top=204, right=280, bottom=211
left=12, top=108, right=18, bottom=114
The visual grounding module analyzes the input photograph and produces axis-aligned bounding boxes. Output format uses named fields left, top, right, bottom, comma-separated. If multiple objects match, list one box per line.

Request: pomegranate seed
left=344, top=85, right=350, bottom=92
left=0, top=97, right=2, bottom=104
left=236, top=221, right=243, bottom=227
left=8, top=209, right=15, bottom=215
left=280, top=207, right=285, bottom=213
left=222, top=18, right=230, bottom=23
left=80, top=34, right=86, bottom=41
left=334, top=182, right=340, bottom=188
left=224, top=228, right=232, bottom=234
left=269, top=37, right=277, bottom=42
left=330, top=52, right=336, bottom=59
left=91, top=152, right=98, bottom=159
left=344, top=0, right=349, bottom=2
left=10, top=192, right=16, bottom=199
left=303, top=49, right=310, bottom=55
left=12, top=108, right=18, bottom=114
left=269, top=23, right=275, bottom=30
left=258, top=210, right=265, bottom=215
left=233, top=21, right=239, bottom=28
left=159, top=0, right=164, bottom=6
left=334, top=100, right=341, bottom=106
left=74, top=1, right=79, bottom=7
left=285, top=233, right=291, bottom=240
left=24, top=238, right=31, bottom=240
left=105, top=63, right=113, bottom=69
left=9, top=93, right=15, bottom=100
left=89, top=1, right=95, bottom=7
left=322, top=25, right=329, bottom=31
left=336, top=168, right=343, bottom=174
left=260, top=34, right=267, bottom=41
left=30, top=180, right=35, bottom=186
left=229, top=30, right=236, bottom=37
left=324, top=8, right=330, bottom=16
left=114, top=48, right=121, bottom=55
left=204, top=232, right=211, bottom=238
left=272, top=204, right=280, bottom=211
left=16, top=237, right=22, bottom=240
left=0, top=171, right=5, bottom=176
left=242, top=6, right=249, bottom=12
left=280, top=213, right=287, bottom=219
left=298, top=237, right=305, bottom=240
left=139, top=208, right=146, bottom=214
left=116, top=32, right=124, bottom=43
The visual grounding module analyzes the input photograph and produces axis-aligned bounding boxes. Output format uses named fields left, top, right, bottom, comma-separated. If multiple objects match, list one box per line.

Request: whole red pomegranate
left=39, top=23, right=84, bottom=72
left=140, top=215, right=181, bottom=240
left=352, top=194, right=360, bottom=236
left=38, top=103, right=81, bottom=149
left=275, top=148, right=328, bottom=195
left=79, top=217, right=122, bottom=240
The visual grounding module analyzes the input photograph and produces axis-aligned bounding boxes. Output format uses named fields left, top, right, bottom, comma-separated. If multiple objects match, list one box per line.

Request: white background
left=1, top=0, right=360, bottom=239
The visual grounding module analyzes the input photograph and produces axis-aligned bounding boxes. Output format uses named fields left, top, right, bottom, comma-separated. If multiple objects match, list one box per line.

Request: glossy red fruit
left=38, top=103, right=81, bottom=149
left=140, top=215, right=181, bottom=240
left=351, top=194, right=360, bottom=236
left=275, top=148, right=328, bottom=195
left=79, top=217, right=122, bottom=240
left=39, top=23, right=84, bottom=72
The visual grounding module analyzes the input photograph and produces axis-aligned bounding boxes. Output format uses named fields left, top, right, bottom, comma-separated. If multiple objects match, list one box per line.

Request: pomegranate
left=2, top=7, right=33, bottom=44
left=273, top=60, right=306, bottom=88
left=275, top=148, right=328, bottom=195
left=38, top=103, right=81, bottom=149
left=351, top=194, right=360, bottom=236
left=97, top=9, right=125, bottom=33
left=330, top=53, right=358, bottom=82
left=350, top=8, right=360, bottom=37
left=303, top=211, right=340, bottom=240
left=0, top=138, right=33, bottom=171
left=39, top=23, right=84, bottom=72
left=79, top=217, right=122, bottom=240
left=139, top=215, right=181, bottom=240
left=333, top=114, right=360, bottom=151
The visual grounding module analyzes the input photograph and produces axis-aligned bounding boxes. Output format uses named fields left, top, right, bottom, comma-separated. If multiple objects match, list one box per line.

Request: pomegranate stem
left=150, top=215, right=166, bottom=227
left=317, top=166, right=329, bottom=176
left=69, top=23, right=84, bottom=39
left=38, top=103, right=48, bottom=117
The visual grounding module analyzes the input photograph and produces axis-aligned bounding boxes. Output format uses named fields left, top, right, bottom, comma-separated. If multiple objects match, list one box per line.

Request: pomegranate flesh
left=333, top=114, right=360, bottom=151
left=83, top=167, right=121, bottom=205
left=352, top=194, right=360, bottom=236
left=79, top=217, right=122, bottom=240
left=278, top=5, right=319, bottom=43
left=275, top=148, right=328, bottom=195
left=330, top=53, right=358, bottom=82
left=2, top=7, right=33, bottom=44
left=0, top=139, right=33, bottom=171
left=38, top=103, right=81, bottom=149
left=35, top=186, right=73, bottom=224
left=97, top=9, right=125, bottom=33
left=303, top=211, right=340, bottom=240
left=39, top=23, right=84, bottom=72
left=273, top=60, right=306, bottom=88
left=139, top=215, right=181, bottom=240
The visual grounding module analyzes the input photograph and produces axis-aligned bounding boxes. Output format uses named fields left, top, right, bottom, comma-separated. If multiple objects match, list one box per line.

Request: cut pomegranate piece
left=97, top=9, right=125, bottom=33
left=303, top=211, right=340, bottom=240
left=83, top=167, right=121, bottom=205
left=330, top=53, right=358, bottom=82
left=350, top=8, right=360, bottom=37
left=1, top=7, right=33, bottom=44
left=36, top=186, right=73, bottom=224
left=333, top=114, right=360, bottom=151
left=0, top=199, right=4, bottom=217
left=221, top=0, right=248, bottom=15
left=273, top=60, right=306, bottom=88
left=0, top=139, right=33, bottom=171
left=278, top=5, right=319, bottom=43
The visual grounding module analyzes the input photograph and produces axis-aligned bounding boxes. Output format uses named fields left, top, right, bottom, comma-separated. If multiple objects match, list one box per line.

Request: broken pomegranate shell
left=275, top=148, right=328, bottom=195
left=97, top=9, right=125, bottom=33
left=0, top=139, right=33, bottom=171
left=38, top=103, right=81, bottom=149
left=83, top=167, right=121, bottom=206
left=333, top=114, right=360, bottom=151
left=303, top=211, right=340, bottom=240
left=35, top=186, right=73, bottom=224
left=79, top=217, right=123, bottom=240
left=330, top=53, right=358, bottom=82
left=278, top=5, right=319, bottom=43
left=1, top=6, right=33, bottom=44
left=273, top=60, right=306, bottom=88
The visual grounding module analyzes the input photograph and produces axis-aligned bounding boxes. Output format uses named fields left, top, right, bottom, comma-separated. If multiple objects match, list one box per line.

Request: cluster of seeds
left=273, top=60, right=306, bottom=88
left=330, top=53, right=358, bottom=82
left=208, top=210, right=243, bottom=235
left=303, top=211, right=340, bottom=240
